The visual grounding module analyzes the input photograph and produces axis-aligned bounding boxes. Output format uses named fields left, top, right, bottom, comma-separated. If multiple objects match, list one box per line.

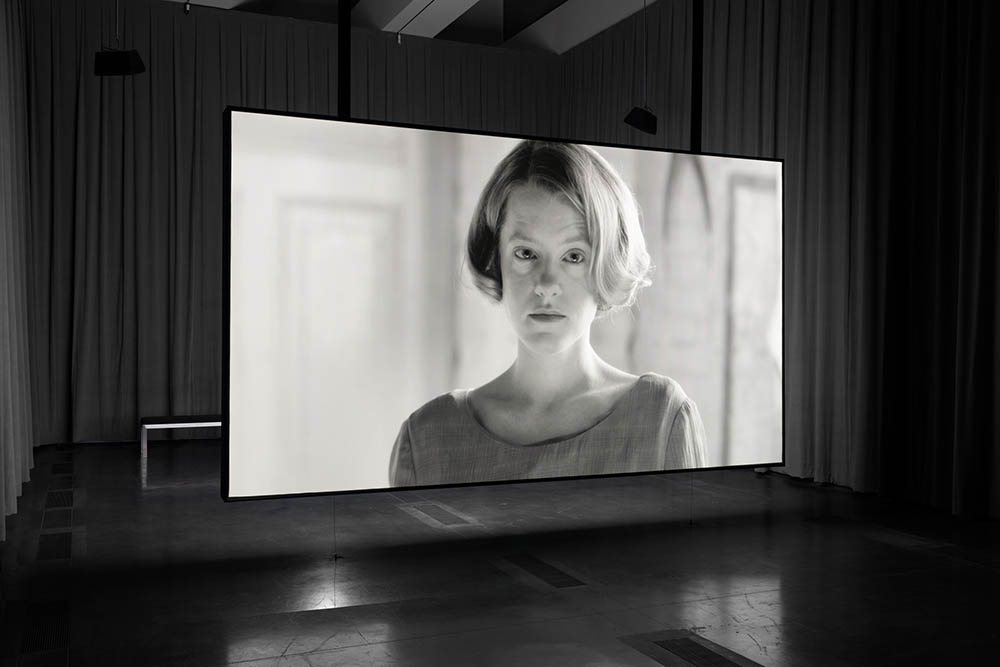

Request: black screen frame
left=221, top=105, right=786, bottom=502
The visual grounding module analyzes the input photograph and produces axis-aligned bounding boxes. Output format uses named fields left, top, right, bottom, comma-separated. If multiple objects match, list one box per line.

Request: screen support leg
left=332, top=495, right=342, bottom=607
left=688, top=471, right=695, bottom=526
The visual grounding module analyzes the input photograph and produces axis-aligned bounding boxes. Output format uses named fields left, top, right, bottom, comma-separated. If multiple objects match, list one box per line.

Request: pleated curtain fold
left=1, top=0, right=34, bottom=542
left=697, top=0, right=999, bottom=516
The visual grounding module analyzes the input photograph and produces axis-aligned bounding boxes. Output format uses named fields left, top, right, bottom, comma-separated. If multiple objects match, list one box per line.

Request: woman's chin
left=517, top=331, right=579, bottom=356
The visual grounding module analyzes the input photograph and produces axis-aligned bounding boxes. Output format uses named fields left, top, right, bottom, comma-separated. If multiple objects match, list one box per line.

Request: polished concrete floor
left=2, top=440, right=999, bottom=666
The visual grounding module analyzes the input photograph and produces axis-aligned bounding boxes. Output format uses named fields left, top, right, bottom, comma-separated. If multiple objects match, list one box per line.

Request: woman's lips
left=528, top=313, right=566, bottom=322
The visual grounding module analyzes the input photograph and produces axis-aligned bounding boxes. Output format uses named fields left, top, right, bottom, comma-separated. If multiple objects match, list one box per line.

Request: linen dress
left=389, top=373, right=707, bottom=487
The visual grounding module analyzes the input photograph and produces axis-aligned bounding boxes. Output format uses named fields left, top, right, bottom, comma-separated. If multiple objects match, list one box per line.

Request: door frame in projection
left=723, top=174, right=782, bottom=468
left=228, top=119, right=428, bottom=496
left=275, top=198, right=409, bottom=492
left=638, top=154, right=724, bottom=466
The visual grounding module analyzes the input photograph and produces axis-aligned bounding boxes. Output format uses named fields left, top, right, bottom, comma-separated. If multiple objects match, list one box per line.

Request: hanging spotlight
left=625, top=106, right=657, bottom=135
left=94, top=0, right=146, bottom=76
left=94, top=50, right=146, bottom=76
left=625, top=0, right=657, bottom=135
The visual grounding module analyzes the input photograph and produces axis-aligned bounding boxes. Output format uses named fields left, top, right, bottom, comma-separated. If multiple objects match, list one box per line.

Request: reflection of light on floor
left=295, top=585, right=364, bottom=611
left=673, top=572, right=784, bottom=629
left=223, top=587, right=367, bottom=664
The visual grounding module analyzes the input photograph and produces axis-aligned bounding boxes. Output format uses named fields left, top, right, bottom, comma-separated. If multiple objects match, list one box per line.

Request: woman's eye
left=513, top=248, right=536, bottom=260
left=564, top=251, right=586, bottom=264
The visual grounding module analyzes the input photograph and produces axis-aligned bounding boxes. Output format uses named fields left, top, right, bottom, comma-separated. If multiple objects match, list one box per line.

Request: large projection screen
left=224, top=108, right=783, bottom=500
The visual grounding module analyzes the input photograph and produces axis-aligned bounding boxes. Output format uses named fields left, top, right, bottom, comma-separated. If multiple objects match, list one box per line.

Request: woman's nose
left=533, top=264, right=561, bottom=298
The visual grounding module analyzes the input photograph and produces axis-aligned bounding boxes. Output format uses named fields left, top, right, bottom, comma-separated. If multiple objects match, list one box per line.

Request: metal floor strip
left=44, top=491, right=73, bottom=509
left=410, top=503, right=471, bottom=526
left=47, top=476, right=75, bottom=491
left=621, top=630, right=763, bottom=667
left=655, top=638, right=743, bottom=666
left=504, top=553, right=585, bottom=588
left=41, top=510, right=72, bottom=530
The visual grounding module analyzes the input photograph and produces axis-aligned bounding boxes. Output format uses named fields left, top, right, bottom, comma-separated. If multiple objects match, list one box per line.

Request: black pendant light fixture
left=624, top=0, right=657, bottom=135
left=94, top=0, right=146, bottom=76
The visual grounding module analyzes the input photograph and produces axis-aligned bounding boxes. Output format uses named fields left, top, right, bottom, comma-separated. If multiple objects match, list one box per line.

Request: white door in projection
left=229, top=113, right=426, bottom=496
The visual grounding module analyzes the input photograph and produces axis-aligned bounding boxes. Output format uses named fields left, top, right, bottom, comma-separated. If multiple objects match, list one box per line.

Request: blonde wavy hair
left=466, top=140, right=652, bottom=316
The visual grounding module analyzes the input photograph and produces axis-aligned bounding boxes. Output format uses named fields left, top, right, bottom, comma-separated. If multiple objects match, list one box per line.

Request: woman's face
left=498, top=184, right=599, bottom=355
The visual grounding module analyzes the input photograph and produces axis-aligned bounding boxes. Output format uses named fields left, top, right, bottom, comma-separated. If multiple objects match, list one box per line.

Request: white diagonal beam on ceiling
left=353, top=0, right=480, bottom=37
left=506, top=0, right=659, bottom=55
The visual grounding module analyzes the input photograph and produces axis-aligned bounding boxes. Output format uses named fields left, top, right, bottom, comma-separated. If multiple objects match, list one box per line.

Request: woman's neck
left=505, top=338, right=605, bottom=409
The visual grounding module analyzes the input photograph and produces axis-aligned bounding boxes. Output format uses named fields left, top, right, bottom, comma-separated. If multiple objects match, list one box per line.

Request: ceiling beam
left=353, top=0, right=480, bottom=37
left=159, top=0, right=245, bottom=9
left=505, top=0, right=658, bottom=55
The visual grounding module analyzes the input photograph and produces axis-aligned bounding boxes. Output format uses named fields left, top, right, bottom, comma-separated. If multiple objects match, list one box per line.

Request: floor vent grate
left=17, top=649, right=70, bottom=666
left=36, top=533, right=72, bottom=560
left=19, top=601, right=71, bottom=653
left=41, top=509, right=72, bottom=530
left=505, top=553, right=585, bottom=588
left=410, top=503, right=471, bottom=526
left=47, top=476, right=75, bottom=491
left=45, top=490, right=73, bottom=509
left=621, top=630, right=763, bottom=666
left=654, top=638, right=742, bottom=666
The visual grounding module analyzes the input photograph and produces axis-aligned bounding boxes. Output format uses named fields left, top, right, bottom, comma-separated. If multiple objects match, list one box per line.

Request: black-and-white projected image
left=225, top=109, right=783, bottom=498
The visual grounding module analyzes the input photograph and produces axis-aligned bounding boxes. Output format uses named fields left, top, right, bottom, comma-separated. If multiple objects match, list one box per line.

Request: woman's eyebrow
left=506, top=229, right=591, bottom=245
left=560, top=231, right=591, bottom=245
left=506, top=232, right=535, bottom=245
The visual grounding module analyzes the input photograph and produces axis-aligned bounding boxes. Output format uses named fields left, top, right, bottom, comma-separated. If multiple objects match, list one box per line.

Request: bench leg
left=140, top=425, right=148, bottom=490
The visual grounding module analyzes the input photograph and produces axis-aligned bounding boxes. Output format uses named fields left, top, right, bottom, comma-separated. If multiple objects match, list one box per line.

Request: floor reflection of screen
left=226, top=109, right=783, bottom=499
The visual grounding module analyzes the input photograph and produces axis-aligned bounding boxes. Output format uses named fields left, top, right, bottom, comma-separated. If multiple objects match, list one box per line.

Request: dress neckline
left=457, top=373, right=655, bottom=448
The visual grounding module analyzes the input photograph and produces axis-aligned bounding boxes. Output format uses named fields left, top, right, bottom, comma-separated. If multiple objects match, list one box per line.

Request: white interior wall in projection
left=227, top=109, right=783, bottom=498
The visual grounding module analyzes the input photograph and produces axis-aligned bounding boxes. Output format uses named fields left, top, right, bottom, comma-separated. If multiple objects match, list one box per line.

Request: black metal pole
left=690, top=0, right=703, bottom=153
left=338, top=0, right=351, bottom=119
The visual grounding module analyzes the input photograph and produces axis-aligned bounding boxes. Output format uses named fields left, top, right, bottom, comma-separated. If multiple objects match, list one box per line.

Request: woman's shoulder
left=630, top=373, right=707, bottom=467
left=404, top=389, right=468, bottom=428
left=634, top=372, right=690, bottom=401
left=629, top=372, right=696, bottom=421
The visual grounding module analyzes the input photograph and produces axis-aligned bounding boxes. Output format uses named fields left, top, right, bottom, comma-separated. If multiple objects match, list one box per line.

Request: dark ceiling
left=232, top=0, right=570, bottom=46
left=161, top=0, right=652, bottom=54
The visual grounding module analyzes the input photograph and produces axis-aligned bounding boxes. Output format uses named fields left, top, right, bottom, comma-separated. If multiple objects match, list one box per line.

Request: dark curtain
left=702, top=0, right=886, bottom=492
left=1, top=0, right=34, bottom=539
left=879, top=0, right=999, bottom=517
left=25, top=0, right=561, bottom=445
left=25, top=0, right=338, bottom=444
left=702, top=0, right=1000, bottom=517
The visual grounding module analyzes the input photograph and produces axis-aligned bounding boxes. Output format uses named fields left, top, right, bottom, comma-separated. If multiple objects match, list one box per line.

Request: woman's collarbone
left=480, top=392, right=618, bottom=445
